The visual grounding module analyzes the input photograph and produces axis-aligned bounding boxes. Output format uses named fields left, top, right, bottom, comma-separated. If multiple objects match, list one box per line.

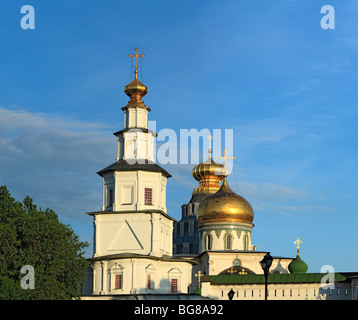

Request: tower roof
left=97, top=159, right=171, bottom=178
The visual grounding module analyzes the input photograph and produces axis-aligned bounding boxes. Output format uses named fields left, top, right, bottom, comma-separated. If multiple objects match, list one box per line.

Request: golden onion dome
left=123, top=70, right=149, bottom=109
left=192, top=150, right=227, bottom=195
left=197, top=177, right=254, bottom=224
left=124, top=72, right=148, bottom=97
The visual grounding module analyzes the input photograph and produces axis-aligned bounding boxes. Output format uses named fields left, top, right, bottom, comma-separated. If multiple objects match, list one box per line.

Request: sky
left=0, top=0, right=357, bottom=273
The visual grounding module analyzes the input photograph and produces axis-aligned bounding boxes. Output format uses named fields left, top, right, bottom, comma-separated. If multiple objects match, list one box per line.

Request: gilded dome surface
left=124, top=76, right=148, bottom=98
left=197, top=177, right=254, bottom=224
left=123, top=69, right=149, bottom=110
left=192, top=152, right=226, bottom=195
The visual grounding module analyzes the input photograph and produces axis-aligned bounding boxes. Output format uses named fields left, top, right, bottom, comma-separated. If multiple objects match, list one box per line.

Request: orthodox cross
left=228, top=266, right=236, bottom=275
left=128, top=47, right=145, bottom=77
left=216, top=147, right=235, bottom=169
left=195, top=270, right=203, bottom=288
left=294, top=237, right=303, bottom=252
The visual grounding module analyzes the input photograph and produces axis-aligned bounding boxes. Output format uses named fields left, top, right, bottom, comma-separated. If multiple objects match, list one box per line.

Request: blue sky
left=1, top=0, right=357, bottom=272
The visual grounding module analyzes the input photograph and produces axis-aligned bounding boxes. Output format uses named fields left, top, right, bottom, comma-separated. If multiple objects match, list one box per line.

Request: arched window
left=206, top=233, right=212, bottom=251
left=108, top=263, right=124, bottom=291
left=115, top=274, right=122, bottom=289
left=168, top=268, right=182, bottom=294
left=243, top=235, right=249, bottom=250
left=145, top=264, right=156, bottom=290
left=225, top=233, right=232, bottom=250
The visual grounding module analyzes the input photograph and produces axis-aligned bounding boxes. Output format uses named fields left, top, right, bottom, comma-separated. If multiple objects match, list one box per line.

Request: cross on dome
left=228, top=266, right=236, bottom=275
left=216, top=148, right=235, bottom=170
left=128, top=47, right=145, bottom=79
left=294, top=237, right=303, bottom=252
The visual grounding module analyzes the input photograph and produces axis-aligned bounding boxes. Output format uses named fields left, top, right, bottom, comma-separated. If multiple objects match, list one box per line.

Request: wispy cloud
left=0, top=106, right=115, bottom=222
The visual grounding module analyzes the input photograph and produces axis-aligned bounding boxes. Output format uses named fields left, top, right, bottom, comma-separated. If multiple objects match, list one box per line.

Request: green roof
left=201, top=273, right=349, bottom=285
left=288, top=254, right=308, bottom=274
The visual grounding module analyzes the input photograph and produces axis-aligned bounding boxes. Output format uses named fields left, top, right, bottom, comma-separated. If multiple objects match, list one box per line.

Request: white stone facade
left=88, top=257, right=194, bottom=296
left=90, top=211, right=173, bottom=258
left=198, top=223, right=255, bottom=253
left=116, top=129, right=156, bottom=163
left=198, top=251, right=292, bottom=276
left=201, top=281, right=358, bottom=300
left=101, top=170, right=167, bottom=213
left=123, top=105, right=148, bottom=129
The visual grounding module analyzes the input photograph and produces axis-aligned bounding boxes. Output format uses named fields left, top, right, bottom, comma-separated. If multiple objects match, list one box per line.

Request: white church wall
left=199, top=230, right=254, bottom=252
left=124, top=107, right=148, bottom=129
left=198, top=222, right=255, bottom=254
left=89, top=258, right=193, bottom=296
left=199, top=252, right=292, bottom=275
left=92, top=211, right=173, bottom=258
left=201, top=282, right=354, bottom=300
left=116, top=130, right=155, bottom=162
left=101, top=171, right=167, bottom=213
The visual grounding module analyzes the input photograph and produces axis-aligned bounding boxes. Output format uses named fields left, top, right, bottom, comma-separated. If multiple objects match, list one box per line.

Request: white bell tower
left=88, top=48, right=174, bottom=259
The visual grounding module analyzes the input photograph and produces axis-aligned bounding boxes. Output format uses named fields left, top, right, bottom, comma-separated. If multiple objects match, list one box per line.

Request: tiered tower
left=88, top=48, right=174, bottom=259
left=84, top=50, right=196, bottom=296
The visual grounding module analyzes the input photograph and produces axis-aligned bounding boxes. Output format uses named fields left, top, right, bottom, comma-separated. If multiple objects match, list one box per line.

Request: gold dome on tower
left=123, top=48, right=150, bottom=110
left=192, top=136, right=227, bottom=195
left=192, top=149, right=227, bottom=195
left=124, top=73, right=148, bottom=99
left=197, top=176, right=254, bottom=224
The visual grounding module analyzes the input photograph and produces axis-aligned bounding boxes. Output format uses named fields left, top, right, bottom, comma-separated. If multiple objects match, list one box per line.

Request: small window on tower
left=171, top=279, right=178, bottom=293
left=144, top=188, right=152, bottom=205
left=115, top=274, right=122, bottom=289
left=109, top=189, right=114, bottom=207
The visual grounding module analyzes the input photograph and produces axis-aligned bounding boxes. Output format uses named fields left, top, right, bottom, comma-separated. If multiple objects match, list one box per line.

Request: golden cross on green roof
left=294, top=237, right=303, bottom=251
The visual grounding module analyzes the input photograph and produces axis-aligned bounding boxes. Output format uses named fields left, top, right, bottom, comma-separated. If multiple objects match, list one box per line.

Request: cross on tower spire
left=128, top=47, right=145, bottom=79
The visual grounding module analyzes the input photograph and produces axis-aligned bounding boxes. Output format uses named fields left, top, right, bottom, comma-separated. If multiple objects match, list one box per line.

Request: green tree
left=0, top=186, right=89, bottom=299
